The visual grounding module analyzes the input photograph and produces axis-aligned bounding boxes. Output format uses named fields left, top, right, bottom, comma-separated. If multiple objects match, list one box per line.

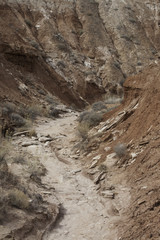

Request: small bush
left=49, top=106, right=60, bottom=118
left=11, top=113, right=26, bottom=127
left=0, top=150, right=6, bottom=163
left=13, top=155, right=26, bottom=164
left=78, top=111, right=102, bottom=128
left=38, top=89, right=46, bottom=95
left=25, top=19, right=33, bottom=28
left=28, top=129, right=37, bottom=137
left=92, top=101, right=107, bottom=112
left=57, top=61, right=66, bottom=69
left=105, top=97, right=122, bottom=104
left=0, top=190, right=8, bottom=224
left=9, top=189, right=29, bottom=209
left=0, top=162, right=8, bottom=181
left=77, top=122, right=90, bottom=140
left=114, top=143, right=127, bottom=158
left=3, top=102, right=16, bottom=114
left=120, top=35, right=131, bottom=41
left=45, top=95, right=58, bottom=105
left=57, top=43, right=70, bottom=53
left=26, top=105, right=42, bottom=120
left=78, top=111, right=90, bottom=123
left=30, top=41, right=39, bottom=49
left=98, top=164, right=107, bottom=172
left=28, top=161, right=46, bottom=177
left=1, top=102, right=16, bottom=117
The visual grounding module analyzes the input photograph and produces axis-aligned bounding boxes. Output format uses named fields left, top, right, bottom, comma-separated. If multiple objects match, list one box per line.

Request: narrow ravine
left=21, top=110, right=122, bottom=240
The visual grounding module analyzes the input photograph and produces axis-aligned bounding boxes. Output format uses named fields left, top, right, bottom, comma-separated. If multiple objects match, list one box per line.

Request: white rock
left=104, top=153, right=117, bottom=168
left=39, top=136, right=53, bottom=143
left=131, top=152, right=137, bottom=158
left=22, top=141, right=38, bottom=147
left=89, top=159, right=99, bottom=169
left=93, top=155, right=101, bottom=161
left=104, top=147, right=111, bottom=152
left=101, top=190, right=114, bottom=199
left=13, top=130, right=30, bottom=137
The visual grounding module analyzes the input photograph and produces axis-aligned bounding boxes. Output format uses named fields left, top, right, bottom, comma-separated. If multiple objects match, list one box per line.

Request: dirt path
left=23, top=111, right=123, bottom=240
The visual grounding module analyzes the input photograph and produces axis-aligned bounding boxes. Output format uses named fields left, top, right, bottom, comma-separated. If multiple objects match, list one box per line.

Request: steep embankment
left=82, top=62, right=160, bottom=239
left=0, top=0, right=160, bottom=106
left=116, top=63, right=160, bottom=240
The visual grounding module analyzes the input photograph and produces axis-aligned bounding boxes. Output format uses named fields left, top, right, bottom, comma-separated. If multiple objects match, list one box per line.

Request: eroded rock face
left=0, top=0, right=159, bottom=105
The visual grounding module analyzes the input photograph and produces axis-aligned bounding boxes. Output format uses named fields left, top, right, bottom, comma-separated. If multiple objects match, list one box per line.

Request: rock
left=139, top=140, right=149, bottom=146
left=104, top=153, right=117, bottom=168
left=89, top=159, right=99, bottom=169
left=71, top=169, right=81, bottom=174
left=22, top=141, right=39, bottom=147
left=92, top=155, right=101, bottom=161
left=101, top=190, right=115, bottom=199
left=31, top=136, right=38, bottom=140
left=42, top=191, right=52, bottom=195
left=39, top=136, right=53, bottom=143
left=44, top=141, right=50, bottom=147
left=104, top=147, right=111, bottom=152
left=56, top=146, right=62, bottom=150
left=94, top=172, right=106, bottom=184
left=131, top=152, right=138, bottom=159
left=13, top=130, right=30, bottom=137
left=71, top=155, right=79, bottom=159
left=87, top=169, right=99, bottom=175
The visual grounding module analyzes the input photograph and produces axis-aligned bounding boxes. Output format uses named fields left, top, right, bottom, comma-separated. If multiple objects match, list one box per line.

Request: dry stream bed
left=12, top=110, right=130, bottom=240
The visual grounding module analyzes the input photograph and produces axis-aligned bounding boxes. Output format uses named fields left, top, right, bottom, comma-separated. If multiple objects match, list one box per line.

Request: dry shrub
left=28, top=161, right=46, bottom=177
left=0, top=189, right=8, bottom=224
left=13, top=155, right=26, bottom=164
left=2, top=102, right=16, bottom=116
left=78, top=111, right=102, bottom=128
left=78, top=111, right=90, bottom=123
left=11, top=113, right=26, bottom=127
left=28, top=129, right=37, bottom=137
left=48, top=106, right=60, bottom=118
left=26, top=105, right=43, bottom=120
left=105, top=96, right=122, bottom=104
left=92, top=101, right=107, bottom=112
left=0, top=150, right=6, bottom=163
left=77, top=122, right=90, bottom=140
left=98, top=164, right=107, bottom=172
left=9, top=189, right=29, bottom=209
left=114, top=143, right=127, bottom=158
left=45, top=95, right=57, bottom=105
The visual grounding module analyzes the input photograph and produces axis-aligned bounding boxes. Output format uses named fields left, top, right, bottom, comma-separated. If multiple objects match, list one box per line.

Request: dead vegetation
left=114, top=143, right=127, bottom=158
left=9, top=189, right=29, bottom=209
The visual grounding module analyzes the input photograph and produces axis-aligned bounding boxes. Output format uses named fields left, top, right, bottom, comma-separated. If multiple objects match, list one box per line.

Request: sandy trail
left=25, top=111, right=119, bottom=240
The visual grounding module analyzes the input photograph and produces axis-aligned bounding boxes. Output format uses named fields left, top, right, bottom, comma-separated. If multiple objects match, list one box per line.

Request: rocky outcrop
left=0, top=0, right=159, bottom=106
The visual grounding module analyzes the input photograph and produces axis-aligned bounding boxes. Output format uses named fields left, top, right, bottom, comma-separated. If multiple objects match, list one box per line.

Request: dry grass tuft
left=114, top=143, right=127, bottom=158
left=9, top=189, right=29, bottom=209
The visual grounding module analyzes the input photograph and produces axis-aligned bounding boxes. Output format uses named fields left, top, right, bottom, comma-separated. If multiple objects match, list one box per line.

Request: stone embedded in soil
left=39, top=136, right=53, bottom=143
left=13, top=130, right=30, bottom=137
left=101, top=190, right=115, bottom=199
left=92, top=155, right=101, bottom=161
left=89, top=159, right=99, bottom=169
left=94, top=172, right=106, bottom=184
left=22, top=141, right=39, bottom=147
